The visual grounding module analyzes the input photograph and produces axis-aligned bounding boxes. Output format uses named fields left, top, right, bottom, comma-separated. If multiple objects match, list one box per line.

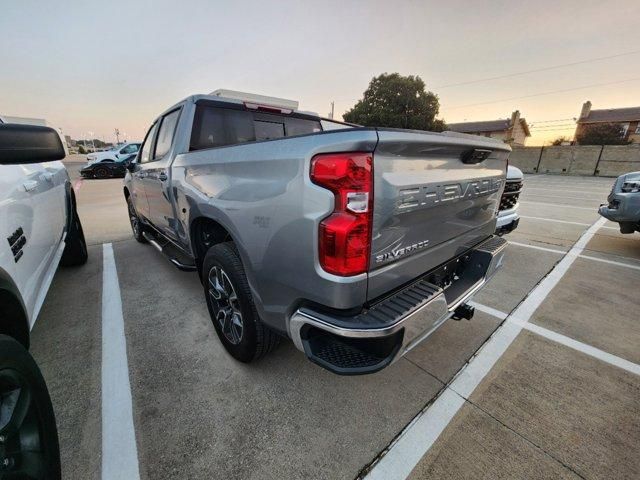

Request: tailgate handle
left=462, top=149, right=492, bottom=164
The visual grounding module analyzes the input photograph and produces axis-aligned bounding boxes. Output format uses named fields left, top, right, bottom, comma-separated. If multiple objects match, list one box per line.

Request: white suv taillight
left=310, top=152, right=373, bottom=276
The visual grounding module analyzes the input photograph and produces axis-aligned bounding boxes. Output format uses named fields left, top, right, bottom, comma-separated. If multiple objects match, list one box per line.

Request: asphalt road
left=29, top=161, right=640, bottom=479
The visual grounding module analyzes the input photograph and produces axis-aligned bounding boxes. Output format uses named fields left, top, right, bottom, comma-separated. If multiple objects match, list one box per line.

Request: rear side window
left=190, top=105, right=321, bottom=151
left=154, top=109, right=181, bottom=159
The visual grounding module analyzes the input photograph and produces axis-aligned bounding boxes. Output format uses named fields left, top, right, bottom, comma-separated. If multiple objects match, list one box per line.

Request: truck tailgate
left=367, top=129, right=510, bottom=301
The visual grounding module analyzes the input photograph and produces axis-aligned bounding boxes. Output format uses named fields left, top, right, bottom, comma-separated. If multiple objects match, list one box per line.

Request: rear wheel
left=94, top=167, right=109, bottom=179
left=203, top=242, right=279, bottom=362
left=61, top=203, right=88, bottom=267
left=127, top=196, right=147, bottom=243
left=0, top=335, right=61, bottom=480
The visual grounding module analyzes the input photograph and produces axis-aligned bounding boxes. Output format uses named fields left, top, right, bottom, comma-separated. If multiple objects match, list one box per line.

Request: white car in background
left=86, top=142, right=140, bottom=165
left=0, top=121, right=89, bottom=479
left=496, top=165, right=524, bottom=235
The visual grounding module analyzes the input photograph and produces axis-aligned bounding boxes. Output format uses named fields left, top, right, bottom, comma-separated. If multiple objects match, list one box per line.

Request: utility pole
left=329, top=101, right=335, bottom=120
left=88, top=131, right=95, bottom=152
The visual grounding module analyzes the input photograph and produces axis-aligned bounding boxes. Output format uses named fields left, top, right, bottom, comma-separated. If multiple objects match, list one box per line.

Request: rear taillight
left=310, top=152, right=373, bottom=276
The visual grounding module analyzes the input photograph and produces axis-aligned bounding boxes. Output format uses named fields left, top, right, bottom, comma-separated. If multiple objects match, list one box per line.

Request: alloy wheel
left=208, top=266, right=243, bottom=345
left=0, top=369, right=46, bottom=479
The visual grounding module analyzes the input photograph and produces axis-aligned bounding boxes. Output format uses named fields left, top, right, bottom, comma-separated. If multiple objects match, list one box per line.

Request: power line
left=528, top=117, right=576, bottom=124
left=433, top=50, right=640, bottom=89
left=530, top=123, right=576, bottom=128
left=530, top=127, right=578, bottom=132
left=446, top=77, right=640, bottom=110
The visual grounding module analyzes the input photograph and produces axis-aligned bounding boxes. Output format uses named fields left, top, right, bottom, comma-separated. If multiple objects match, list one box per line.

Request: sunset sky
left=1, top=0, right=639, bottom=146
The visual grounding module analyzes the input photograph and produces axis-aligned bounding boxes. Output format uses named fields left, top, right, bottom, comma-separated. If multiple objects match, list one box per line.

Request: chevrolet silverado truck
left=123, top=90, right=510, bottom=375
left=598, top=171, right=640, bottom=234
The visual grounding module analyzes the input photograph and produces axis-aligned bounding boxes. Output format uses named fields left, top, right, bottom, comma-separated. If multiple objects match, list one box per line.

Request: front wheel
left=0, top=335, right=62, bottom=480
left=203, top=242, right=279, bottom=362
left=61, top=201, right=88, bottom=267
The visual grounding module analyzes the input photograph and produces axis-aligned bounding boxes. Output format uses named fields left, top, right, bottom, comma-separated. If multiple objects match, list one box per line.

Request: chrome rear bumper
left=288, top=236, right=507, bottom=375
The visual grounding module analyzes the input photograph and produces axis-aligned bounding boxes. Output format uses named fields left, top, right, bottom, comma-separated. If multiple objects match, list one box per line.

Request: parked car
left=0, top=121, right=89, bottom=479
left=80, top=153, right=136, bottom=179
left=123, top=90, right=510, bottom=375
left=495, top=165, right=523, bottom=235
left=86, top=142, right=140, bottom=165
left=598, top=171, right=640, bottom=234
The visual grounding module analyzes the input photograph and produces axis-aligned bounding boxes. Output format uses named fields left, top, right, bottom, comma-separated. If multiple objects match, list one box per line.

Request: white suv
left=0, top=121, right=88, bottom=478
left=86, top=142, right=141, bottom=164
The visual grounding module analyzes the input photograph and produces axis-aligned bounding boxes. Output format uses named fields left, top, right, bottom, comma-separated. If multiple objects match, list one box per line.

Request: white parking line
left=520, top=215, right=591, bottom=227
left=519, top=216, right=618, bottom=230
left=525, top=187, right=609, bottom=195
left=519, top=200, right=595, bottom=211
left=579, top=254, right=640, bottom=271
left=515, top=320, right=640, bottom=376
left=102, top=243, right=140, bottom=480
left=468, top=301, right=508, bottom=320
left=365, top=218, right=607, bottom=480
left=522, top=193, right=603, bottom=201
left=509, top=240, right=640, bottom=270
left=471, top=303, right=640, bottom=376
left=508, top=240, right=566, bottom=254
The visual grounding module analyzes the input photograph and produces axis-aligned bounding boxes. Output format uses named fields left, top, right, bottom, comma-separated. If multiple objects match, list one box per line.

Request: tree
left=343, top=73, right=446, bottom=131
left=576, top=123, right=630, bottom=145
left=551, top=136, right=570, bottom=146
left=78, top=145, right=86, bottom=154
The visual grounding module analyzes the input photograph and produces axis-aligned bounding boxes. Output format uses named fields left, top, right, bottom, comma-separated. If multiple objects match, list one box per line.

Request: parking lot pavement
left=531, top=257, right=640, bottom=363
left=113, top=239, right=446, bottom=480
left=29, top=173, right=640, bottom=479
left=409, top=332, right=640, bottom=479
left=29, top=245, right=103, bottom=480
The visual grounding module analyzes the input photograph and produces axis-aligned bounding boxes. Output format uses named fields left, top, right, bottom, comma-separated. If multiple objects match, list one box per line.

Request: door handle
left=23, top=180, right=39, bottom=192
left=158, top=171, right=168, bottom=181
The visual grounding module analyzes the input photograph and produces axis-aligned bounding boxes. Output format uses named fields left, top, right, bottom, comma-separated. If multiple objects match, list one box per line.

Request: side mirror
left=126, top=157, right=138, bottom=172
left=0, top=124, right=66, bottom=164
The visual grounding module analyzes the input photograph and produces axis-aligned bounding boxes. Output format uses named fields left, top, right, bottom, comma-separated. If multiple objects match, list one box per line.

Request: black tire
left=0, top=335, right=61, bottom=480
left=127, top=196, right=147, bottom=243
left=203, top=242, right=279, bottom=362
left=60, top=203, right=88, bottom=267
left=94, top=167, right=109, bottom=179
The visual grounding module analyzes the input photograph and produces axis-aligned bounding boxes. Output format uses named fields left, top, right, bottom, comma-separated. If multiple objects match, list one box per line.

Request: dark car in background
left=80, top=154, right=136, bottom=179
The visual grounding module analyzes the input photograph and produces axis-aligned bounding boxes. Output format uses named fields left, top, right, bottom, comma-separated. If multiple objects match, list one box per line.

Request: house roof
left=447, top=119, right=510, bottom=133
left=448, top=118, right=531, bottom=137
left=579, top=106, right=640, bottom=124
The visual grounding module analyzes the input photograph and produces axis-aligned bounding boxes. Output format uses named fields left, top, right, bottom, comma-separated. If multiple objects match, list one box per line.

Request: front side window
left=154, top=109, right=181, bottom=159
left=120, top=144, right=138, bottom=154
left=139, top=123, right=159, bottom=163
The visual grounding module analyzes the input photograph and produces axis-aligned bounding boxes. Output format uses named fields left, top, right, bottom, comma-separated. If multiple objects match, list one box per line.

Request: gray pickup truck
left=124, top=90, right=510, bottom=375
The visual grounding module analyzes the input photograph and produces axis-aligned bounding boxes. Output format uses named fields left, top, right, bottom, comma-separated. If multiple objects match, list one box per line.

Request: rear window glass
left=255, top=120, right=285, bottom=141
left=190, top=105, right=321, bottom=151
